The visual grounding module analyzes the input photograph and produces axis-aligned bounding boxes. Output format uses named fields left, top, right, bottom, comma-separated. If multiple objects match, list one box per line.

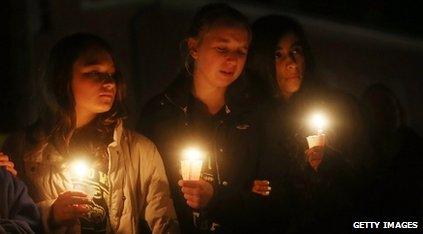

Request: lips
left=99, top=92, right=114, bottom=99
left=285, top=73, right=300, bottom=80
left=220, top=70, right=235, bottom=77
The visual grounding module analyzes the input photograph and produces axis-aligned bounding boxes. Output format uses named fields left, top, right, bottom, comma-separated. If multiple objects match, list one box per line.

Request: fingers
left=0, top=152, right=9, bottom=161
left=252, top=180, right=271, bottom=196
left=306, top=148, right=324, bottom=171
left=178, top=180, right=200, bottom=188
left=57, top=191, right=91, bottom=206
left=179, top=179, right=213, bottom=209
left=181, top=186, right=199, bottom=196
left=52, top=191, right=92, bottom=225
left=59, top=190, right=89, bottom=198
left=0, top=160, right=17, bottom=176
left=6, top=166, right=17, bottom=176
left=0, top=161, right=15, bottom=168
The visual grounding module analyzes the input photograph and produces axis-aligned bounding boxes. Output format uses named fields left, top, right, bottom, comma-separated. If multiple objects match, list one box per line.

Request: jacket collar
left=108, top=119, right=124, bottom=148
left=164, top=72, right=233, bottom=115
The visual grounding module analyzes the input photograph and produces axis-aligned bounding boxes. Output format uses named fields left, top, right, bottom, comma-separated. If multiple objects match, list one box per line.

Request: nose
left=225, top=51, right=240, bottom=65
left=286, top=55, right=298, bottom=71
left=102, top=77, right=116, bottom=89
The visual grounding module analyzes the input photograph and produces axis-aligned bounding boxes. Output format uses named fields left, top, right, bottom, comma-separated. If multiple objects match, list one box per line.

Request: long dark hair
left=29, top=33, right=126, bottom=157
left=181, top=3, right=251, bottom=75
left=247, top=15, right=317, bottom=100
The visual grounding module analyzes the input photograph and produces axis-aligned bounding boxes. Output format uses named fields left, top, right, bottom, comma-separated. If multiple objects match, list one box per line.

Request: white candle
left=306, top=112, right=328, bottom=148
left=180, top=147, right=203, bottom=181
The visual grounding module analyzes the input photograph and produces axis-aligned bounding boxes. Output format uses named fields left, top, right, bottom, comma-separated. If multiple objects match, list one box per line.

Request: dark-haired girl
left=2, top=33, right=177, bottom=233
left=248, top=15, right=363, bottom=233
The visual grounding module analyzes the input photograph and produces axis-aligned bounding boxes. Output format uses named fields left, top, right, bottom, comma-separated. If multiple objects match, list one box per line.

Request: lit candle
left=306, top=112, right=328, bottom=148
left=180, top=147, right=204, bottom=181
left=68, top=158, right=95, bottom=195
left=311, top=113, right=327, bottom=135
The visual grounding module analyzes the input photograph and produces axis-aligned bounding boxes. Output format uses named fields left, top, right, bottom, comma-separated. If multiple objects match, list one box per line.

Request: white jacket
left=17, top=121, right=178, bottom=233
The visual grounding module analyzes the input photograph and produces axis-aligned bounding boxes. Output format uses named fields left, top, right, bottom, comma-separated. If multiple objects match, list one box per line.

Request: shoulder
left=124, top=128, right=157, bottom=149
left=142, top=93, right=169, bottom=110
left=122, top=128, right=160, bottom=158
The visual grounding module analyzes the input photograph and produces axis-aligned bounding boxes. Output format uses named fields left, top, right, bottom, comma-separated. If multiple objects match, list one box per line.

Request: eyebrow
left=276, top=41, right=302, bottom=50
left=82, top=60, right=104, bottom=66
left=214, top=38, right=249, bottom=50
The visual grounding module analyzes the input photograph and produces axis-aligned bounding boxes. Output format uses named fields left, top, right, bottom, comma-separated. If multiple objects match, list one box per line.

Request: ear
left=187, top=37, right=199, bottom=59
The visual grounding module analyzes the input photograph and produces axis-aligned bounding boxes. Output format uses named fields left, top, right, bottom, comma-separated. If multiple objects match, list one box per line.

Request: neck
left=281, top=91, right=293, bottom=101
left=193, top=75, right=226, bottom=115
left=75, top=109, right=96, bottom=129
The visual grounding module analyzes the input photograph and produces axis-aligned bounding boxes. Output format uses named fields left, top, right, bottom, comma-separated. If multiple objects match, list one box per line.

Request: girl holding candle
left=2, top=33, right=178, bottom=233
left=137, top=3, right=259, bottom=233
left=247, top=15, right=363, bottom=233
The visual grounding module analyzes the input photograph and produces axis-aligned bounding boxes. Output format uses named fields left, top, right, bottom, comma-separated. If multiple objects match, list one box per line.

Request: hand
left=50, top=191, right=92, bottom=226
left=0, top=152, right=17, bottom=176
left=178, top=179, right=214, bottom=209
left=251, top=180, right=271, bottom=196
left=305, top=146, right=324, bottom=171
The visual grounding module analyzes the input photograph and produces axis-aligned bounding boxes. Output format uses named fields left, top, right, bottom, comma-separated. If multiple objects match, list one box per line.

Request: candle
left=180, top=147, right=203, bottom=181
left=69, top=159, right=95, bottom=196
left=306, top=112, right=328, bottom=148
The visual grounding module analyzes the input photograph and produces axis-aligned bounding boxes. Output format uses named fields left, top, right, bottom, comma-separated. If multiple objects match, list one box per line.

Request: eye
left=290, top=45, right=304, bottom=56
left=83, top=71, right=115, bottom=82
left=237, top=49, right=247, bottom=57
left=274, top=51, right=286, bottom=60
left=216, top=47, right=228, bottom=54
left=83, top=71, right=102, bottom=79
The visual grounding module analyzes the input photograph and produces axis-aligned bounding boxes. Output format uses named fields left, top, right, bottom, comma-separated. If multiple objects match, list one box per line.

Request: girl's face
left=71, top=48, right=117, bottom=119
left=189, top=25, right=250, bottom=89
left=275, top=33, right=305, bottom=99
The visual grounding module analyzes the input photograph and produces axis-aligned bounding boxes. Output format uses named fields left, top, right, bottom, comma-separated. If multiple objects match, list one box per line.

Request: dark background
left=2, top=0, right=422, bottom=143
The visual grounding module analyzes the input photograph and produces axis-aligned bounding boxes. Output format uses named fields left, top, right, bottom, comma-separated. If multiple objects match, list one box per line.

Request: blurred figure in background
left=360, top=83, right=423, bottom=220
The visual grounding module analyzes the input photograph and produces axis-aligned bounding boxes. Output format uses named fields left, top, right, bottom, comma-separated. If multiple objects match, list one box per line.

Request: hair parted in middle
left=247, top=15, right=318, bottom=99
left=181, top=3, right=251, bottom=76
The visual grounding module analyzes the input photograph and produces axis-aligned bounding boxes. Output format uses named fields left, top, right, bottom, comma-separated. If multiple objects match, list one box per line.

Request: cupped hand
left=178, top=179, right=214, bottom=209
left=50, top=191, right=92, bottom=226
left=306, top=146, right=324, bottom=171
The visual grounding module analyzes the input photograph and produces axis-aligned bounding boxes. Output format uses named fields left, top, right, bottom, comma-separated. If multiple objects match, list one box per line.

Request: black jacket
left=255, top=92, right=359, bottom=233
left=137, top=73, right=260, bottom=233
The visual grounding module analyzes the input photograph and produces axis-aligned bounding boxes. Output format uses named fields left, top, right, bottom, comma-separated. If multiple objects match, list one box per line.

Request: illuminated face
left=275, top=33, right=305, bottom=99
left=189, top=25, right=250, bottom=89
left=72, top=48, right=117, bottom=119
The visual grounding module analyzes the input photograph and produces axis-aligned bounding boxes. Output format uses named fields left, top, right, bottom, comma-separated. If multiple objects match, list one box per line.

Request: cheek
left=72, top=80, right=97, bottom=104
left=275, top=61, right=285, bottom=79
left=298, top=58, right=306, bottom=73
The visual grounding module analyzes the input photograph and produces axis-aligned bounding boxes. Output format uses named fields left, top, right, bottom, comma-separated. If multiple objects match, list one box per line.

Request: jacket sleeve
left=0, top=168, right=41, bottom=234
left=142, top=141, right=179, bottom=234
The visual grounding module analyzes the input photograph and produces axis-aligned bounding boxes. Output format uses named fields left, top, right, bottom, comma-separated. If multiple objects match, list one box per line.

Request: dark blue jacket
left=0, top=167, right=41, bottom=234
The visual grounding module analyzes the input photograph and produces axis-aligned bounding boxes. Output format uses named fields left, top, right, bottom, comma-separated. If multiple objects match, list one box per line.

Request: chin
left=217, top=77, right=237, bottom=88
left=95, top=104, right=113, bottom=114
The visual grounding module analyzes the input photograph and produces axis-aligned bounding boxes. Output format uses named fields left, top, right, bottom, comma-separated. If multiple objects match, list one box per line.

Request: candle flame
left=310, top=112, right=328, bottom=134
left=70, top=160, right=89, bottom=178
left=182, top=147, right=203, bottom=161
